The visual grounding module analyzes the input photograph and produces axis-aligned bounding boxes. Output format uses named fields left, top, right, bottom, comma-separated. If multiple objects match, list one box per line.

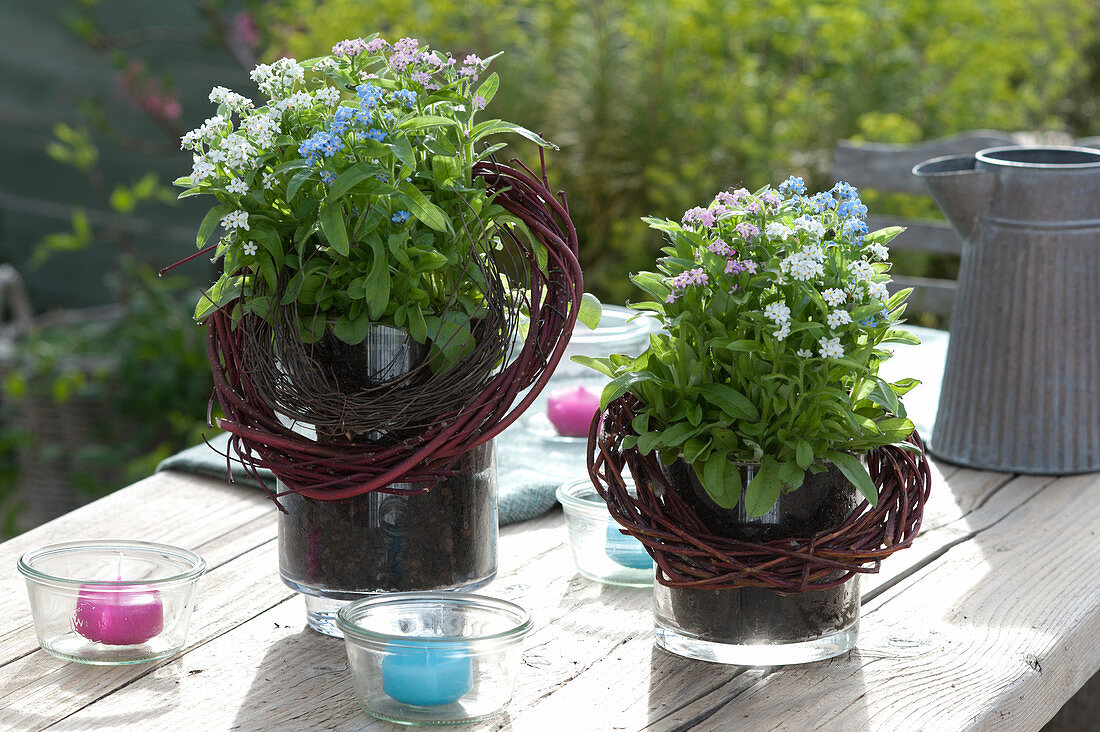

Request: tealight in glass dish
left=556, top=478, right=654, bottom=587
left=18, top=539, right=206, bottom=665
left=337, top=592, right=532, bottom=726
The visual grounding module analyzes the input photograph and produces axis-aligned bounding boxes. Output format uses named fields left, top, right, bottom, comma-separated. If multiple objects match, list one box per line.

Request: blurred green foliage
left=262, top=0, right=1098, bottom=302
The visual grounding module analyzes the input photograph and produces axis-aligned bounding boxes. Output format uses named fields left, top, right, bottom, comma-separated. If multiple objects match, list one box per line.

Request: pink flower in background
left=115, top=60, right=182, bottom=124
left=232, top=12, right=260, bottom=50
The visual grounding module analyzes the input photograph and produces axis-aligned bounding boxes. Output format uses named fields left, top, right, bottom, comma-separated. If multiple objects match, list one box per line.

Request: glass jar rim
left=17, top=539, right=207, bottom=589
left=556, top=477, right=638, bottom=519
left=337, top=592, right=532, bottom=648
left=567, top=304, right=657, bottom=344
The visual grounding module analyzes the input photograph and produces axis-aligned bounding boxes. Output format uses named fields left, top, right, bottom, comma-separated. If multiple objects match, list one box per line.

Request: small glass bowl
left=556, top=479, right=654, bottom=587
left=551, top=305, right=659, bottom=382
left=338, top=592, right=532, bottom=726
left=17, top=539, right=206, bottom=665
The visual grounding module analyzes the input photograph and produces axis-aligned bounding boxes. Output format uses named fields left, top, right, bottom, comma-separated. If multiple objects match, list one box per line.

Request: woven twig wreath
left=207, top=155, right=583, bottom=504
left=587, top=393, right=932, bottom=593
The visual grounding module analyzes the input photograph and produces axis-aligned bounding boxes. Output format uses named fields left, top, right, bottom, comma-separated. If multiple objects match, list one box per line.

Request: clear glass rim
left=336, top=591, right=532, bottom=648
left=17, top=539, right=207, bottom=589
left=568, top=304, right=657, bottom=343
left=556, top=478, right=637, bottom=519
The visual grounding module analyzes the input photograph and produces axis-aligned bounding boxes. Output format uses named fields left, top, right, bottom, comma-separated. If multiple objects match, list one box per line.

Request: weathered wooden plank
left=834, top=131, right=1019, bottom=194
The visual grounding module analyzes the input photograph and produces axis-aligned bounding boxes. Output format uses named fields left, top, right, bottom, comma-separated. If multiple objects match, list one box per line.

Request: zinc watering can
left=913, top=146, right=1100, bottom=473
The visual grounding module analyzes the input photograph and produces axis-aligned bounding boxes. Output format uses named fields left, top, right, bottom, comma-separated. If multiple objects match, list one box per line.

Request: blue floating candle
left=382, top=641, right=473, bottom=706
left=605, top=519, right=654, bottom=570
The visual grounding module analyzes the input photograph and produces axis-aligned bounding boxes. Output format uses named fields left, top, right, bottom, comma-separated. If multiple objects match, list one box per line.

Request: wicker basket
left=0, top=265, right=123, bottom=529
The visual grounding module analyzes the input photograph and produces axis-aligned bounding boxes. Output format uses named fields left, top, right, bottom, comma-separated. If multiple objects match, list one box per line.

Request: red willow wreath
left=204, top=156, right=583, bottom=505
left=587, top=393, right=932, bottom=593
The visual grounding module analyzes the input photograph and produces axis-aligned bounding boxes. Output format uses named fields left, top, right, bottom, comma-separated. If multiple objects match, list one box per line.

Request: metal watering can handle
left=0, top=264, right=34, bottom=339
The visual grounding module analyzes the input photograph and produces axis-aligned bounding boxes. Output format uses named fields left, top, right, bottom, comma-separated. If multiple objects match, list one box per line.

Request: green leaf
left=828, top=451, right=878, bottom=505
left=796, top=439, right=813, bottom=469
left=196, top=205, right=232, bottom=248
left=397, top=181, right=448, bottom=232
left=744, top=456, right=782, bottom=517
left=474, top=72, right=500, bottom=105
left=630, top=271, right=671, bottom=302
left=883, top=328, right=921, bottom=345
left=298, top=313, right=326, bottom=344
left=695, top=383, right=759, bottom=421
left=600, top=372, right=655, bottom=409
left=866, top=226, right=905, bottom=245
left=408, top=305, right=427, bottom=343
left=636, top=431, right=662, bottom=455
left=470, top=119, right=557, bottom=149
left=868, top=376, right=901, bottom=415
left=642, top=216, right=683, bottom=234
left=570, top=354, right=614, bottom=378
left=887, top=287, right=913, bottom=310
left=577, top=293, right=602, bottom=330
left=726, top=339, right=765, bottom=353
left=329, top=161, right=379, bottom=199
left=319, top=202, right=349, bottom=256
left=777, top=461, right=805, bottom=491
left=431, top=154, right=463, bottom=187
left=683, top=438, right=709, bottom=464
left=364, top=239, right=391, bottom=319
left=194, top=276, right=244, bottom=321
left=425, top=312, right=476, bottom=369
left=702, top=452, right=730, bottom=506
left=285, top=168, right=314, bottom=201
left=390, top=135, right=417, bottom=171
left=659, top=422, right=696, bottom=447
left=333, top=312, right=372, bottom=344
left=699, top=455, right=740, bottom=509
left=398, top=115, right=459, bottom=131
left=272, top=159, right=308, bottom=176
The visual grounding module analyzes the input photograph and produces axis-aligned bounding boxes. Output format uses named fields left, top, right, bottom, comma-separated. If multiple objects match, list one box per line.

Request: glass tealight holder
left=550, top=305, right=660, bottom=384
left=18, top=539, right=206, bottom=665
left=338, top=592, right=532, bottom=726
left=556, top=479, right=654, bottom=587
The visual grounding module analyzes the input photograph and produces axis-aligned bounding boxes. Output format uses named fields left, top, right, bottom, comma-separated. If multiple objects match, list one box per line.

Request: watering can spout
left=912, top=155, right=994, bottom=241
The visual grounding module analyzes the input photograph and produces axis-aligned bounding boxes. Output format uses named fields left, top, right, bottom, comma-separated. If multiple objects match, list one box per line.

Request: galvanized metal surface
left=914, top=146, right=1100, bottom=473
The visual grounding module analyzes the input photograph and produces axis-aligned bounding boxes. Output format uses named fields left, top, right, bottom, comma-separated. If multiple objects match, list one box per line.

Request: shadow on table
left=231, top=626, right=362, bottom=730
left=644, top=640, right=873, bottom=729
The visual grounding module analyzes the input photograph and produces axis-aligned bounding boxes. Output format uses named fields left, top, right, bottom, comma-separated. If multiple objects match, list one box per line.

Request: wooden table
left=1, top=450, right=1099, bottom=730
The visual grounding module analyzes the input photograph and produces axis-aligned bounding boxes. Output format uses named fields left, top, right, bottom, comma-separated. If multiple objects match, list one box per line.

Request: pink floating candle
left=546, top=385, right=601, bottom=437
left=72, top=585, right=164, bottom=646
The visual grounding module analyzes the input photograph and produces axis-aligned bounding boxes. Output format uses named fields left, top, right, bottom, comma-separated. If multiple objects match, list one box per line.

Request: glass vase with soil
left=652, top=458, right=861, bottom=665
left=275, top=325, right=498, bottom=636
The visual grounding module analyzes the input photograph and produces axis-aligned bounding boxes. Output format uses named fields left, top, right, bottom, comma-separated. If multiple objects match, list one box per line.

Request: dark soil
left=658, top=460, right=861, bottom=644
left=278, top=441, right=498, bottom=597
